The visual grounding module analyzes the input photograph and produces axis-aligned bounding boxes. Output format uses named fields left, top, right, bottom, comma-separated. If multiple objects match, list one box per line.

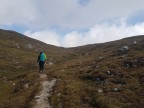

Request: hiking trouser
left=39, top=61, right=45, bottom=71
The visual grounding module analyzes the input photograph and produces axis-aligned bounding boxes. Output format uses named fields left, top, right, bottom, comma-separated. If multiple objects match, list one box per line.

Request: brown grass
left=0, top=29, right=144, bottom=108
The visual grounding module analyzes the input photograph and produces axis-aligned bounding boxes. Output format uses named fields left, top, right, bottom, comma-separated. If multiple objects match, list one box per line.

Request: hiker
left=37, top=52, right=47, bottom=73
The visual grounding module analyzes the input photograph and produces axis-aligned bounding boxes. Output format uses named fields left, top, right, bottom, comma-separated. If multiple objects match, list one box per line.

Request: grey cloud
left=31, top=0, right=144, bottom=30
left=0, top=0, right=38, bottom=25
left=0, top=0, right=144, bottom=30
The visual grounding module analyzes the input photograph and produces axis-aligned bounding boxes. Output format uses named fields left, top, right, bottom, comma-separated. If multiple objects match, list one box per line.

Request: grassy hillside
left=0, top=29, right=144, bottom=108
left=48, top=36, right=144, bottom=108
left=0, top=29, right=70, bottom=108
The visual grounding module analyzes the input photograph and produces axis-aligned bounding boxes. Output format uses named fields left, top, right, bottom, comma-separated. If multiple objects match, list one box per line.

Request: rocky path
left=34, top=74, right=56, bottom=108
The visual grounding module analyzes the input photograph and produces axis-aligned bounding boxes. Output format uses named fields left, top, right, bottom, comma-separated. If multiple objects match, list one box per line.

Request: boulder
left=96, top=78, right=101, bottom=82
left=98, top=89, right=103, bottom=93
left=123, top=61, right=133, bottom=68
left=133, top=41, right=137, bottom=45
left=112, top=88, right=119, bottom=92
left=35, top=96, right=41, bottom=99
left=24, top=83, right=29, bottom=89
left=49, top=62, right=53, bottom=65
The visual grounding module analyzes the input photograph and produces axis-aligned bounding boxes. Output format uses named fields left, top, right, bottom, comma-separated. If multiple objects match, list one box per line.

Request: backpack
left=40, top=53, right=46, bottom=61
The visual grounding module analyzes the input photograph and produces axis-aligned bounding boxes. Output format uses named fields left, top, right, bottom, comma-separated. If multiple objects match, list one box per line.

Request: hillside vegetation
left=48, top=36, right=144, bottom=108
left=0, top=29, right=144, bottom=108
left=0, top=29, right=69, bottom=108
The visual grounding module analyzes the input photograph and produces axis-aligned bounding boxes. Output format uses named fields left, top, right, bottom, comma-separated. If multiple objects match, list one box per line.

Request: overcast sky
left=0, top=0, right=144, bottom=47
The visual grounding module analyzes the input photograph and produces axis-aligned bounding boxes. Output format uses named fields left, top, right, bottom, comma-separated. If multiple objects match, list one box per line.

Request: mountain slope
left=0, top=29, right=144, bottom=108
left=0, top=29, right=70, bottom=108
left=48, top=35, right=144, bottom=108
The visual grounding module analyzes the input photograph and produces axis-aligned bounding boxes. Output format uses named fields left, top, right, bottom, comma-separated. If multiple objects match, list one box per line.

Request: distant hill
left=0, top=29, right=144, bottom=108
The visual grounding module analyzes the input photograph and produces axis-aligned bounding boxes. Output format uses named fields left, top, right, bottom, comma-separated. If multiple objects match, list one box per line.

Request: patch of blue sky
left=78, top=0, right=91, bottom=6
left=127, top=11, right=144, bottom=25
left=0, top=24, right=28, bottom=34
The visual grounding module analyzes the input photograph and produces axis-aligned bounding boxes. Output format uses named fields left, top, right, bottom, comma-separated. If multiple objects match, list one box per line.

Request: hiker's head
left=40, top=51, right=43, bottom=54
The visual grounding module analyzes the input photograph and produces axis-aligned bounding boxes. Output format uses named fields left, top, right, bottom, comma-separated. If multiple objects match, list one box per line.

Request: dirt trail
left=34, top=74, right=56, bottom=108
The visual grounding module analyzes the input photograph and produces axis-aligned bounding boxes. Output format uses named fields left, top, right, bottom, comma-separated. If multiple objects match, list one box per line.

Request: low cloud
left=24, top=30, right=61, bottom=46
left=25, top=20, right=144, bottom=48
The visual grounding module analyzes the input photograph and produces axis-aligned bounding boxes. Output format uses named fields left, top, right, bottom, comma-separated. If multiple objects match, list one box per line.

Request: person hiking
left=37, top=52, right=47, bottom=73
